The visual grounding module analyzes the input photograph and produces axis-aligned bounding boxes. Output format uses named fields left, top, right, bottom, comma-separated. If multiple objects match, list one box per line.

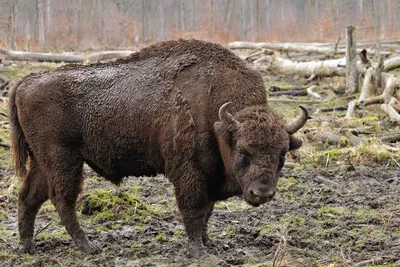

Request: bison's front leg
left=177, top=195, right=213, bottom=258
left=202, top=202, right=214, bottom=247
left=170, top=166, right=212, bottom=258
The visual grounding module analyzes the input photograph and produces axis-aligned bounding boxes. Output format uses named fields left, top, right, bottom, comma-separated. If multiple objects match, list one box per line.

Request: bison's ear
left=289, top=135, right=302, bottom=151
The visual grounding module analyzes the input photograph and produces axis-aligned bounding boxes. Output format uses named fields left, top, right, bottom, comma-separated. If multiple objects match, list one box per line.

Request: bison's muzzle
left=245, top=183, right=276, bottom=207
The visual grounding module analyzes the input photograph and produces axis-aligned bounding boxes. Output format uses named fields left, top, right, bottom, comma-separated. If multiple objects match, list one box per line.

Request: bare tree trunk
left=208, top=0, right=214, bottom=39
left=141, top=0, right=147, bottom=43
left=191, top=0, right=195, bottom=30
left=358, top=0, right=364, bottom=37
left=223, top=0, right=233, bottom=35
left=7, top=0, right=17, bottom=50
left=159, top=0, right=165, bottom=39
left=255, top=0, right=260, bottom=41
left=75, top=0, right=84, bottom=49
left=250, top=0, right=255, bottom=42
left=265, top=0, right=271, bottom=35
left=315, top=0, right=321, bottom=39
left=180, top=0, right=185, bottom=31
left=240, top=0, right=246, bottom=41
left=372, top=0, right=381, bottom=59
left=346, top=26, right=358, bottom=94
left=46, top=0, right=51, bottom=37
left=37, top=0, right=46, bottom=48
left=99, top=0, right=105, bottom=45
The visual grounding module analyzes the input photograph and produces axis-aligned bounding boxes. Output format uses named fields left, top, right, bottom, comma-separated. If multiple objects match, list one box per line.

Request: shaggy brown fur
left=10, top=39, right=305, bottom=257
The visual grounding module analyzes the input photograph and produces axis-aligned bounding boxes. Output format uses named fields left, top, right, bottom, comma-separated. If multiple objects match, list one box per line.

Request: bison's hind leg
left=43, top=148, right=100, bottom=254
left=18, top=158, right=49, bottom=254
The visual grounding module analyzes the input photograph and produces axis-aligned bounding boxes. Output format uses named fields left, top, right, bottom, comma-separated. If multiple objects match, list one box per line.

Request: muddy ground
left=1, top=160, right=399, bottom=266
left=0, top=59, right=400, bottom=266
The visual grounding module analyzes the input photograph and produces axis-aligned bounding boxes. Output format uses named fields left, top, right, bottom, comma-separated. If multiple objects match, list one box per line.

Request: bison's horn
left=219, top=102, right=240, bottom=131
left=285, top=105, right=309, bottom=135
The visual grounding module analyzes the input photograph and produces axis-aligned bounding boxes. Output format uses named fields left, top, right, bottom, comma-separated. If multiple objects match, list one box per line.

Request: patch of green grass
left=301, top=139, right=400, bottom=167
left=282, top=191, right=297, bottom=200
left=0, top=251, right=18, bottom=260
left=317, top=206, right=348, bottom=216
left=258, top=224, right=279, bottom=236
left=348, top=226, right=387, bottom=249
left=40, top=202, right=56, bottom=213
left=214, top=199, right=249, bottom=211
left=134, top=225, right=145, bottom=232
left=0, top=210, right=6, bottom=221
left=173, top=229, right=184, bottom=238
left=281, top=215, right=307, bottom=226
left=0, top=129, right=12, bottom=170
left=155, top=233, right=167, bottom=242
left=223, top=226, right=235, bottom=238
left=36, top=229, right=69, bottom=240
left=277, top=177, right=297, bottom=192
left=80, top=187, right=165, bottom=225
left=96, top=226, right=109, bottom=232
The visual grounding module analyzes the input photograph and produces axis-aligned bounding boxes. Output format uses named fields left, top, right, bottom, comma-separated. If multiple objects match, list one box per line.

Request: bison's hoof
left=77, top=240, right=101, bottom=254
left=189, top=244, right=207, bottom=259
left=19, top=241, right=36, bottom=254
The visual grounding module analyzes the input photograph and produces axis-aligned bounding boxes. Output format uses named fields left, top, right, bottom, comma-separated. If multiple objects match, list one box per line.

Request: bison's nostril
left=267, top=190, right=276, bottom=198
left=251, top=188, right=275, bottom=199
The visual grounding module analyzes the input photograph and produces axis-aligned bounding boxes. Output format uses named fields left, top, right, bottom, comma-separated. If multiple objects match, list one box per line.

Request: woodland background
left=0, top=0, right=399, bottom=51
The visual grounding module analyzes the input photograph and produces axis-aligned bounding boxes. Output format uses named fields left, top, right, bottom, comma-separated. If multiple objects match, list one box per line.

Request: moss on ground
left=36, top=229, right=70, bottom=241
left=214, top=199, right=250, bottom=211
left=80, top=186, right=167, bottom=225
left=317, top=206, right=348, bottom=216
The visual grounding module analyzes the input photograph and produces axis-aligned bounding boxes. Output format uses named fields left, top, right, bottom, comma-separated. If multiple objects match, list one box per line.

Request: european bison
left=10, top=39, right=308, bottom=257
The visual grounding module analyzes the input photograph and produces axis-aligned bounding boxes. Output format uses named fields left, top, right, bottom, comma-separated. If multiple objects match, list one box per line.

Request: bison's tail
left=9, top=80, right=28, bottom=178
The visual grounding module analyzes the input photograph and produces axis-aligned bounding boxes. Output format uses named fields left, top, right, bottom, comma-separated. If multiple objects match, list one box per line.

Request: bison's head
left=214, top=103, right=308, bottom=207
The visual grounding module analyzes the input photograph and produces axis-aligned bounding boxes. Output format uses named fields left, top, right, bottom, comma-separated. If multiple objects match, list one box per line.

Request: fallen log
left=307, top=85, right=322, bottom=99
left=346, top=73, right=400, bottom=120
left=355, top=257, right=399, bottom=267
left=381, top=100, right=400, bottom=123
left=269, top=89, right=307, bottom=97
left=346, top=132, right=366, bottom=146
left=0, top=49, right=84, bottom=62
left=381, top=134, right=400, bottom=143
left=0, top=81, right=9, bottom=91
left=85, top=51, right=134, bottom=62
left=384, top=56, right=400, bottom=72
left=0, top=143, right=10, bottom=149
left=313, top=133, right=341, bottom=146
left=229, top=41, right=391, bottom=56
left=254, top=55, right=348, bottom=80
left=243, top=48, right=274, bottom=61
left=268, top=98, right=325, bottom=104
left=319, top=105, right=348, bottom=112
left=251, top=54, right=399, bottom=80
left=0, top=49, right=135, bottom=63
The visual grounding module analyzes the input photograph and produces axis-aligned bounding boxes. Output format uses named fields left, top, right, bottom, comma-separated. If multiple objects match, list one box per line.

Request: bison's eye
left=235, top=149, right=251, bottom=170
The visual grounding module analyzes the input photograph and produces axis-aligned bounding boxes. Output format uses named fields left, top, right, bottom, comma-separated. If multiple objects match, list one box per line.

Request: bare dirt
left=1, top=158, right=399, bottom=266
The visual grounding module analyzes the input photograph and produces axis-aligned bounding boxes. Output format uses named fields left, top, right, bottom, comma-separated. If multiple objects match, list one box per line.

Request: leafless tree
left=0, top=0, right=397, bottom=51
